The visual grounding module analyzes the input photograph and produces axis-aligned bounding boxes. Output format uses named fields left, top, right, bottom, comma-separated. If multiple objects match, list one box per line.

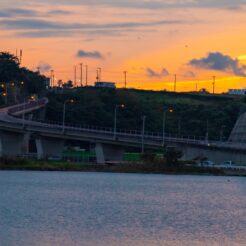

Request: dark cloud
left=0, top=19, right=79, bottom=29
left=0, top=19, right=181, bottom=30
left=184, top=71, right=196, bottom=78
left=15, top=28, right=135, bottom=38
left=0, top=8, right=38, bottom=17
left=77, top=50, right=103, bottom=59
left=25, top=0, right=246, bottom=10
left=47, top=9, right=72, bottom=15
left=1, top=18, right=182, bottom=38
left=146, top=68, right=169, bottom=78
left=15, top=30, right=75, bottom=38
left=189, top=52, right=246, bottom=76
left=38, top=61, right=52, bottom=72
left=0, top=7, right=74, bottom=18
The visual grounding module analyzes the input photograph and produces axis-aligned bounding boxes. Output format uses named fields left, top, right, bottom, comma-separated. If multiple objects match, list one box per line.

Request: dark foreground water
left=0, top=171, right=245, bottom=246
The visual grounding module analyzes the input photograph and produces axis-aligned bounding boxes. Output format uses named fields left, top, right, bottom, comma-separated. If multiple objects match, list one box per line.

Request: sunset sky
left=1, top=0, right=246, bottom=92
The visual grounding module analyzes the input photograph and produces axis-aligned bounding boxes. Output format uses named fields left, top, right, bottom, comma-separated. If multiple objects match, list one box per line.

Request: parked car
left=221, top=161, right=235, bottom=166
left=48, top=156, right=62, bottom=161
left=200, top=160, right=214, bottom=166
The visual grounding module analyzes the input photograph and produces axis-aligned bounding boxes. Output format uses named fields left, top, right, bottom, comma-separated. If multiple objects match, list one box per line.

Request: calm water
left=0, top=171, right=245, bottom=246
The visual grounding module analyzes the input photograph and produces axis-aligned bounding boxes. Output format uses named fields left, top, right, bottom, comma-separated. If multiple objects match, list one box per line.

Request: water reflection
left=0, top=171, right=245, bottom=246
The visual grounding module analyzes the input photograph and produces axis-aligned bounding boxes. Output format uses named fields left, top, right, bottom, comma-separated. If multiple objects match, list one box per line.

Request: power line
left=79, top=63, right=83, bottom=87
left=174, top=74, right=177, bottom=92
left=85, top=65, right=88, bottom=86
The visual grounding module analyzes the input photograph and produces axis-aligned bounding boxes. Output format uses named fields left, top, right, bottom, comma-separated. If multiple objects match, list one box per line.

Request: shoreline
left=0, top=160, right=245, bottom=177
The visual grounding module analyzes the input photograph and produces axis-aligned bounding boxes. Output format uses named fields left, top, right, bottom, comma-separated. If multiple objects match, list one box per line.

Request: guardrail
left=0, top=99, right=234, bottom=149
left=30, top=117, right=212, bottom=142
left=8, top=98, right=48, bottom=115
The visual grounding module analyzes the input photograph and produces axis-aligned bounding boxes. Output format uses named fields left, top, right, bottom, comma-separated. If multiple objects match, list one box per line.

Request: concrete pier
left=178, top=144, right=246, bottom=165
left=95, top=143, right=124, bottom=164
left=35, top=136, right=64, bottom=159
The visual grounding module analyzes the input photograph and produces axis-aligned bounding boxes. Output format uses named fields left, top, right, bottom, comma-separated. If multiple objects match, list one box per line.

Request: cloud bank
left=189, top=52, right=246, bottom=76
left=77, top=50, right=103, bottom=59
left=146, top=68, right=169, bottom=78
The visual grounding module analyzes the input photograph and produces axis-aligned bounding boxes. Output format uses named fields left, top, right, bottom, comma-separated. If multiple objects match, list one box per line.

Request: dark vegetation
left=46, top=87, right=245, bottom=140
left=1, top=51, right=246, bottom=176
left=0, top=51, right=245, bottom=140
left=0, top=157, right=225, bottom=176
left=0, top=52, right=48, bottom=104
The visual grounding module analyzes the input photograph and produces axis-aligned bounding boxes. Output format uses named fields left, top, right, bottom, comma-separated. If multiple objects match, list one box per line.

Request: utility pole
left=123, top=71, right=127, bottom=88
left=212, top=76, right=216, bottom=94
left=96, top=69, right=99, bottom=82
left=79, top=63, right=83, bottom=87
left=74, top=65, right=77, bottom=87
left=162, top=110, right=166, bottom=146
left=97, top=67, right=102, bottom=82
left=174, top=74, right=177, bottom=92
left=114, top=104, right=125, bottom=139
left=53, top=71, right=55, bottom=87
left=19, top=49, right=23, bottom=64
left=85, top=65, right=88, bottom=86
left=50, top=70, right=54, bottom=87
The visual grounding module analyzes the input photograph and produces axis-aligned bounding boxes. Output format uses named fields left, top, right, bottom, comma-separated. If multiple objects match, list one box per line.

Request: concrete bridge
left=1, top=98, right=246, bottom=164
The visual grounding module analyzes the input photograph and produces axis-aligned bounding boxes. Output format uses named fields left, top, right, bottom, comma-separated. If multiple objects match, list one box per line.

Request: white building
left=228, top=88, right=246, bottom=95
left=95, top=81, right=116, bottom=88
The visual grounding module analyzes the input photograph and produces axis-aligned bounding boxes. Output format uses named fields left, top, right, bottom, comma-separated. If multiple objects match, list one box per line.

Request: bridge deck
left=0, top=98, right=245, bottom=152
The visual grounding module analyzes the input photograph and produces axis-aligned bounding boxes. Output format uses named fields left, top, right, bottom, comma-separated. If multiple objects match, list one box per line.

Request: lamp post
left=62, top=99, right=74, bottom=133
left=141, top=115, right=146, bottom=153
left=162, top=107, right=173, bottom=146
left=114, top=104, right=125, bottom=139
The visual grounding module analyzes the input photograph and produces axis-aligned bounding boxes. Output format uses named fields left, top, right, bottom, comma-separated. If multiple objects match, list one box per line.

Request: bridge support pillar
left=35, top=136, right=64, bottom=159
left=0, top=131, right=25, bottom=157
left=20, top=133, right=30, bottom=154
left=95, top=143, right=124, bottom=164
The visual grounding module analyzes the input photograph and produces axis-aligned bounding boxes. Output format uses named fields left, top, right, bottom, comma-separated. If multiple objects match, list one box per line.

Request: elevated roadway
left=0, top=98, right=246, bottom=164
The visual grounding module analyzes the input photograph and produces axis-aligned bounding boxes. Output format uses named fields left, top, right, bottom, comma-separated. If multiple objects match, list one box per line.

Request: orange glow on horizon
left=1, top=2, right=246, bottom=93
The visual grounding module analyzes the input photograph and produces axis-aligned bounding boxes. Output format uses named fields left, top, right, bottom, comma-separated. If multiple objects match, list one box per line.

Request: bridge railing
left=8, top=98, right=48, bottom=115
left=30, top=117, right=215, bottom=144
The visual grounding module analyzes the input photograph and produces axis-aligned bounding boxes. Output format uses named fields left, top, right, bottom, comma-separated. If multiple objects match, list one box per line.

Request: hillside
left=45, top=88, right=245, bottom=140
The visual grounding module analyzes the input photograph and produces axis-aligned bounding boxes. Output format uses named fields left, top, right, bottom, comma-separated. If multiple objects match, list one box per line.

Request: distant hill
left=45, top=87, right=246, bottom=140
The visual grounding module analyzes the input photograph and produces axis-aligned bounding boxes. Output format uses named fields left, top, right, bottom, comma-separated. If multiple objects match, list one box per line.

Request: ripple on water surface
left=0, top=171, right=245, bottom=246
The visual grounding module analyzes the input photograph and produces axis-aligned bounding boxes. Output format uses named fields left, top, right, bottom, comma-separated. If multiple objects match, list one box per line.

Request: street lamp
left=141, top=115, right=146, bottom=153
left=114, top=104, right=125, bottom=139
left=1, top=83, right=7, bottom=104
left=62, top=99, right=74, bottom=133
left=162, top=106, right=173, bottom=146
